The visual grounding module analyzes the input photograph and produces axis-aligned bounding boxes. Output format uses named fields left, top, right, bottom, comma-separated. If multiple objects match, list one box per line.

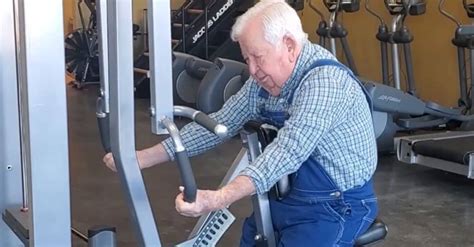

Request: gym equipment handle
left=161, top=117, right=197, bottom=203
left=176, top=151, right=198, bottom=202
left=173, top=106, right=228, bottom=138
left=96, top=97, right=111, bottom=153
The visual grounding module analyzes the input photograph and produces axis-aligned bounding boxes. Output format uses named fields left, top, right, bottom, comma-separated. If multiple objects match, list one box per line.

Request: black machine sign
left=191, top=0, right=235, bottom=44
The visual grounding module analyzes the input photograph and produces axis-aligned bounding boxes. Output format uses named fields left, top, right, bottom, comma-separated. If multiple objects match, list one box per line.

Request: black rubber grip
left=194, top=112, right=219, bottom=133
left=97, top=115, right=111, bottom=153
left=176, top=151, right=197, bottom=203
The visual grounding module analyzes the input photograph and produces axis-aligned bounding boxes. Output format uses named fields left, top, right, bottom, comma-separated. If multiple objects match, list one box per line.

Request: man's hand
left=175, top=176, right=256, bottom=217
left=103, top=152, right=117, bottom=171
left=175, top=186, right=224, bottom=217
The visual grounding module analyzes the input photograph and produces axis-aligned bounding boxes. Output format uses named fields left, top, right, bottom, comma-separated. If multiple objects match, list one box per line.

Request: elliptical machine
left=396, top=0, right=474, bottom=185
left=309, top=0, right=360, bottom=75
left=362, top=0, right=474, bottom=152
left=440, top=0, right=474, bottom=117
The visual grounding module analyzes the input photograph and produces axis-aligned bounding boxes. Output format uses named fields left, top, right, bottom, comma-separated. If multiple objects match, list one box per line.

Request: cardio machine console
left=384, top=0, right=426, bottom=16
left=323, top=0, right=360, bottom=13
left=464, top=0, right=474, bottom=18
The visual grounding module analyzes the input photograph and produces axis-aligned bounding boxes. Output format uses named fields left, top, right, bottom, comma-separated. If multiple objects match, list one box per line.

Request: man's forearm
left=138, top=144, right=170, bottom=169
left=216, top=175, right=256, bottom=208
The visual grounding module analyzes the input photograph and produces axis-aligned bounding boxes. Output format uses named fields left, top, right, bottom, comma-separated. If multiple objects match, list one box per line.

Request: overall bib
left=240, top=59, right=378, bottom=247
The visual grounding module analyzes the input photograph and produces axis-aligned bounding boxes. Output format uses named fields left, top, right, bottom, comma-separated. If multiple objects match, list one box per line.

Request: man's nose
left=248, top=60, right=258, bottom=77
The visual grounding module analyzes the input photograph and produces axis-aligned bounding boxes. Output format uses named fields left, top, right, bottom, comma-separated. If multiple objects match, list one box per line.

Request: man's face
left=238, top=18, right=297, bottom=96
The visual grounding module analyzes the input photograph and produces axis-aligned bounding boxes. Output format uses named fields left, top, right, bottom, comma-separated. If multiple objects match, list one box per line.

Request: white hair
left=230, top=0, right=307, bottom=46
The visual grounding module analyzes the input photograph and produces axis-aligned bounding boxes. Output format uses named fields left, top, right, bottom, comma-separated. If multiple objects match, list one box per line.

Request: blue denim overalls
left=240, top=59, right=378, bottom=247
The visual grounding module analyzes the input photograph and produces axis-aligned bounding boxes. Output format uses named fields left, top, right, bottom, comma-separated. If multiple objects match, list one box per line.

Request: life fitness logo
left=191, top=0, right=234, bottom=44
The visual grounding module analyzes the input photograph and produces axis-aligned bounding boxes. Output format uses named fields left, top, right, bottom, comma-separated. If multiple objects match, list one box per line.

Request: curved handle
left=176, top=151, right=197, bottom=202
left=194, top=112, right=227, bottom=138
left=438, top=0, right=461, bottom=27
left=161, top=117, right=197, bottom=203
left=366, top=0, right=385, bottom=25
left=173, top=106, right=228, bottom=137
left=308, top=0, right=326, bottom=22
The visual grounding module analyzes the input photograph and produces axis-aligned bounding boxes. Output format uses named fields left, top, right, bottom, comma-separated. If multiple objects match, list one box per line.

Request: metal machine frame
left=397, top=131, right=474, bottom=178
left=396, top=0, right=474, bottom=178
left=1, top=0, right=71, bottom=246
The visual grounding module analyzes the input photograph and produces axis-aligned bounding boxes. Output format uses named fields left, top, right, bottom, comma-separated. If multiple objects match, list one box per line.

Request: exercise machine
left=134, top=51, right=249, bottom=114
left=1, top=0, right=74, bottom=245
left=96, top=0, right=388, bottom=246
left=397, top=0, right=474, bottom=179
left=362, top=0, right=474, bottom=152
left=1, top=0, right=386, bottom=245
left=308, top=0, right=360, bottom=75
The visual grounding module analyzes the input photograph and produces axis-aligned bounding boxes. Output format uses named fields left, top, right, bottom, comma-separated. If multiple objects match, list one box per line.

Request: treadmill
left=397, top=0, right=474, bottom=178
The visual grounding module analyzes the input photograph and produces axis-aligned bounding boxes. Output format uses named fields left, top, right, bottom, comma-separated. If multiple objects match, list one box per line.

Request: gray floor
left=68, top=86, right=474, bottom=247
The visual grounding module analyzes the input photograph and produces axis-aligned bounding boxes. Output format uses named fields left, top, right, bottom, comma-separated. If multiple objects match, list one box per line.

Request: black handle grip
left=195, top=112, right=219, bottom=133
left=97, top=114, right=111, bottom=153
left=176, top=151, right=197, bottom=203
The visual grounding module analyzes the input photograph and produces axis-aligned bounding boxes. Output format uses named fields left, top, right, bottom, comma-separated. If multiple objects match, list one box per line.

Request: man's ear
left=283, top=35, right=297, bottom=63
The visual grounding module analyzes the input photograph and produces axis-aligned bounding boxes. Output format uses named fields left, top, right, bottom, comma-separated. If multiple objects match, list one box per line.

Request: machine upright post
left=107, top=0, right=161, bottom=245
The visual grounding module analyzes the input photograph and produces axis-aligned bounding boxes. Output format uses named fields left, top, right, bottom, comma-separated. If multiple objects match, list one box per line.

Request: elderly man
left=104, top=0, right=378, bottom=245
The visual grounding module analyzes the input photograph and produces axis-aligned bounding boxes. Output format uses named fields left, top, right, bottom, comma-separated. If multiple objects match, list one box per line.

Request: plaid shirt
left=163, top=40, right=377, bottom=194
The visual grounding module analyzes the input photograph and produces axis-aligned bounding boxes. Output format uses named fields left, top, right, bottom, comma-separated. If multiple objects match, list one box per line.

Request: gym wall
left=300, top=1, right=471, bottom=107
left=63, top=0, right=75, bottom=35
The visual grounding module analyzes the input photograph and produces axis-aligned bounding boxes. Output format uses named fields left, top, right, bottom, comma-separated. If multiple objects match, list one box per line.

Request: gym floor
left=68, top=86, right=474, bottom=247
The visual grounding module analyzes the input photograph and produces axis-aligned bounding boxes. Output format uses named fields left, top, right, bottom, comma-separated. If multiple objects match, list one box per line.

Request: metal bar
left=97, top=0, right=109, bottom=113
left=391, top=15, right=402, bottom=90
left=341, top=36, right=358, bottom=76
left=0, top=0, right=23, bottom=245
left=107, top=0, right=161, bottom=245
left=71, top=227, right=88, bottom=242
left=403, top=42, right=416, bottom=95
left=16, top=0, right=71, bottom=245
left=381, top=41, right=390, bottom=85
left=12, top=0, right=30, bottom=212
left=457, top=47, right=468, bottom=107
left=242, top=131, right=276, bottom=247
left=143, top=9, right=148, bottom=51
left=329, top=11, right=337, bottom=55
left=470, top=49, right=474, bottom=112
left=181, top=7, right=186, bottom=52
left=148, top=0, right=173, bottom=134
left=204, top=4, right=209, bottom=59
left=469, top=153, right=474, bottom=178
